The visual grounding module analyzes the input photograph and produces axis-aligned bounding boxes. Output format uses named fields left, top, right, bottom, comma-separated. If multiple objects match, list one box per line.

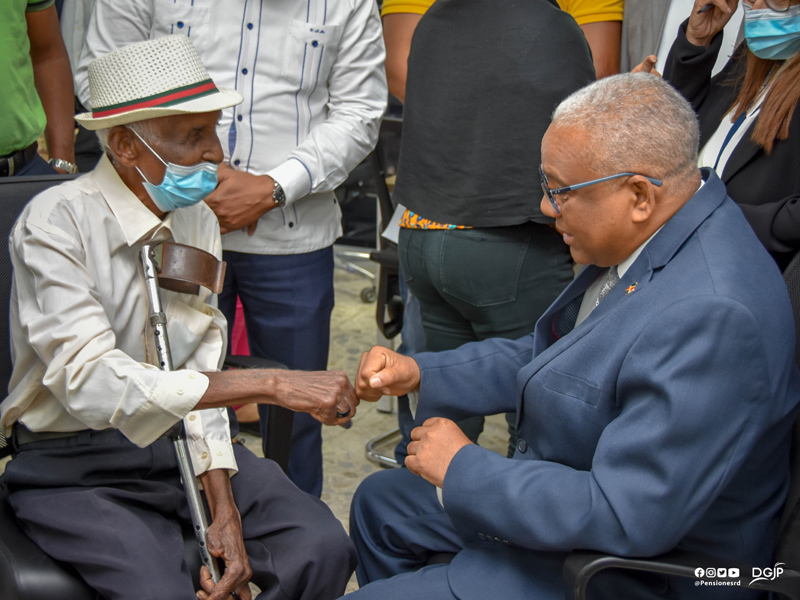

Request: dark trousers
left=398, top=223, right=572, bottom=452
left=2, top=430, right=356, bottom=600
left=219, top=247, right=335, bottom=497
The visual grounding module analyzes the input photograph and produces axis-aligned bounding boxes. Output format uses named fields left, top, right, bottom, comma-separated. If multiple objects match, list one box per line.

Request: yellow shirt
left=380, top=0, right=435, bottom=17
left=557, top=0, right=623, bottom=25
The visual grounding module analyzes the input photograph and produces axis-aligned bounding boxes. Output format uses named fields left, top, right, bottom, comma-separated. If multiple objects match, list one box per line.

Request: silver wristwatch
left=272, top=180, right=286, bottom=208
left=48, top=158, right=78, bottom=174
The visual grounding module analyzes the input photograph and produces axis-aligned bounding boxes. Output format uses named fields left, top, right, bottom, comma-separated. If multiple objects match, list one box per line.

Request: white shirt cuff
left=266, top=158, right=314, bottom=205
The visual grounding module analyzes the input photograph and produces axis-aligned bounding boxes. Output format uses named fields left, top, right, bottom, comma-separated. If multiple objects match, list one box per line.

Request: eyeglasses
left=539, top=164, right=663, bottom=215
left=742, top=0, right=797, bottom=12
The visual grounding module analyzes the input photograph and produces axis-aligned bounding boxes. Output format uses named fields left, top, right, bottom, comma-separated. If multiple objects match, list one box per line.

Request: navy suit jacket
left=413, top=170, right=800, bottom=599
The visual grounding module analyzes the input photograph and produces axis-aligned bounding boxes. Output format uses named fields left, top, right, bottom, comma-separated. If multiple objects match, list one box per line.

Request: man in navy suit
left=345, top=74, right=800, bottom=600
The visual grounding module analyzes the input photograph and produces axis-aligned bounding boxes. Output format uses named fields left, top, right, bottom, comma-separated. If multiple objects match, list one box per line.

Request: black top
left=665, top=21, right=800, bottom=269
left=392, top=0, right=596, bottom=227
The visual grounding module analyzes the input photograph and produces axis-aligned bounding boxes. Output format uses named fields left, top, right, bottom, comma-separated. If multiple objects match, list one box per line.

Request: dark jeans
left=399, top=223, right=573, bottom=453
left=219, top=247, right=334, bottom=498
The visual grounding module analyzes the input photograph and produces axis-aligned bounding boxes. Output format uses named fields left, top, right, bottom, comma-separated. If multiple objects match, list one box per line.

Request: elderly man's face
left=133, top=110, right=224, bottom=184
left=540, top=125, right=639, bottom=267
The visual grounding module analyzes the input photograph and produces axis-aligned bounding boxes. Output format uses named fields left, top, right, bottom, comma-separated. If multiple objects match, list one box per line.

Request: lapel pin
left=625, top=283, right=638, bottom=295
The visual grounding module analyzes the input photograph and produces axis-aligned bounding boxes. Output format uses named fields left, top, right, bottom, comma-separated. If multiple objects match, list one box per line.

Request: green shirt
left=1, top=0, right=55, bottom=156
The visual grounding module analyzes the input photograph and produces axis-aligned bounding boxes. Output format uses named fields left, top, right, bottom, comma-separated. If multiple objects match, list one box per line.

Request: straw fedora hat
left=76, top=35, right=243, bottom=130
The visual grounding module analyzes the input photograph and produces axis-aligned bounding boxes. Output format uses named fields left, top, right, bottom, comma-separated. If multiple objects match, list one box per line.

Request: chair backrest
left=773, top=252, right=800, bottom=568
left=0, top=174, right=77, bottom=455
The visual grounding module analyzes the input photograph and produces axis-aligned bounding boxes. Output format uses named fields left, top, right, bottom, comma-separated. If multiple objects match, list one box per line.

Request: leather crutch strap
left=156, top=242, right=226, bottom=295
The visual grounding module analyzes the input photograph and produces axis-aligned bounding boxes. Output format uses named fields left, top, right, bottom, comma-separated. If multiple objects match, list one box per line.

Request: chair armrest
left=563, top=550, right=800, bottom=600
left=223, top=355, right=294, bottom=473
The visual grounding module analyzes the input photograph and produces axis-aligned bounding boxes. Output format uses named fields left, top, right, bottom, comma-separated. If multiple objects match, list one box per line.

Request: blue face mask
left=130, top=128, right=219, bottom=213
left=744, top=3, right=800, bottom=61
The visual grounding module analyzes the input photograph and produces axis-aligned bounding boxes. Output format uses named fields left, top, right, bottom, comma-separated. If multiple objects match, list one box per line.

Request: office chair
left=562, top=251, right=800, bottom=600
left=0, top=174, right=292, bottom=599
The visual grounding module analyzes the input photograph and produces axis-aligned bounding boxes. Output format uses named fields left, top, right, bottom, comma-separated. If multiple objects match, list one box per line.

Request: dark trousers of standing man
left=219, top=246, right=334, bottom=498
left=398, top=222, right=573, bottom=454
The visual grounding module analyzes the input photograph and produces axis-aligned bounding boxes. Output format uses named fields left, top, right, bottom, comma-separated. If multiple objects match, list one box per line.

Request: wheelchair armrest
left=563, top=550, right=800, bottom=600
left=223, top=355, right=294, bottom=473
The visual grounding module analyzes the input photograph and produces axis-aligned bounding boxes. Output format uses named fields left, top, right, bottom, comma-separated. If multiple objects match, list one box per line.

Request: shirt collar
left=92, top=154, right=176, bottom=247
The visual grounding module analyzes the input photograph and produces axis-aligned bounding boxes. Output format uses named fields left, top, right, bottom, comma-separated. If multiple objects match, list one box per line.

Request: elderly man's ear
left=629, top=175, right=658, bottom=224
left=107, top=126, right=140, bottom=167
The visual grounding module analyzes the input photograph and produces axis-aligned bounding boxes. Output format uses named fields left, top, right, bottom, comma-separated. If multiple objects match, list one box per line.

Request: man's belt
left=0, top=143, right=39, bottom=177
left=12, top=422, right=184, bottom=446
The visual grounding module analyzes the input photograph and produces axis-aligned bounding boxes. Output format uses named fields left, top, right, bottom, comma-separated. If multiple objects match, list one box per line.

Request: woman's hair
left=731, top=48, right=800, bottom=153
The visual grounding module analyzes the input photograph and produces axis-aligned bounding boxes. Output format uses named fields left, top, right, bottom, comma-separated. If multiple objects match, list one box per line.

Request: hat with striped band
left=76, top=35, right=242, bottom=130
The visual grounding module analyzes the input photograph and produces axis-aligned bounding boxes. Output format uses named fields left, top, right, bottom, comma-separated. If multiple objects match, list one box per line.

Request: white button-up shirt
left=76, top=0, right=387, bottom=255
left=0, top=156, right=237, bottom=476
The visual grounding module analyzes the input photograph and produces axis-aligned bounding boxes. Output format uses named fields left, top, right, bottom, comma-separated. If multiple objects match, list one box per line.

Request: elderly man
left=346, top=74, right=800, bottom=600
left=0, top=36, right=357, bottom=600
left=76, top=0, right=387, bottom=497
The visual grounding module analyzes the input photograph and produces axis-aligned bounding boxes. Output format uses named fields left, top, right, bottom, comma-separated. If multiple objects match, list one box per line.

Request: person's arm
left=579, top=20, right=621, bottom=79
left=560, top=0, right=623, bottom=78
left=11, top=208, right=357, bottom=452
left=739, top=196, right=800, bottom=256
left=195, top=469, right=253, bottom=600
left=438, top=297, right=775, bottom=555
left=382, top=12, right=424, bottom=102
left=661, top=0, right=737, bottom=109
left=27, top=4, right=75, bottom=170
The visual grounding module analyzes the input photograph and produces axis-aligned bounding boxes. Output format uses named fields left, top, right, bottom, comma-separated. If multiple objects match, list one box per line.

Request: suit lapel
left=721, top=121, right=762, bottom=184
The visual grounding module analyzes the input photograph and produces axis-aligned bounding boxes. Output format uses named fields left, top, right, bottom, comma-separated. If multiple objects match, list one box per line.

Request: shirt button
left=177, top=388, right=185, bottom=395
left=188, top=414, right=196, bottom=421
left=177, top=21, right=184, bottom=28
left=188, top=373, right=196, bottom=380
left=201, top=452, right=208, bottom=460
left=242, top=68, right=248, bottom=75
left=237, top=115, right=243, bottom=122
left=517, top=438, right=527, bottom=453
left=312, top=40, right=318, bottom=47
left=288, top=222, right=294, bottom=228
left=234, top=159, right=240, bottom=166
left=247, top=23, right=253, bottom=29
left=216, top=450, right=223, bottom=457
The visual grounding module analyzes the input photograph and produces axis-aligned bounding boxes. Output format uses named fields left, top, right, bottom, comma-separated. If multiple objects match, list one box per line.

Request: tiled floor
left=0, top=246, right=510, bottom=595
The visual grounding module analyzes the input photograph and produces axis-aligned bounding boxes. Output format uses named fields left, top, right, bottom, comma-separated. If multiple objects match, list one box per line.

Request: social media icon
left=717, top=568, right=727, bottom=577
left=728, top=568, right=740, bottom=578
left=695, top=568, right=705, bottom=578
left=706, top=568, right=717, bottom=578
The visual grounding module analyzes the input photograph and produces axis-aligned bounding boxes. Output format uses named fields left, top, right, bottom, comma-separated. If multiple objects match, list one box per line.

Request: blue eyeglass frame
left=539, top=164, right=663, bottom=215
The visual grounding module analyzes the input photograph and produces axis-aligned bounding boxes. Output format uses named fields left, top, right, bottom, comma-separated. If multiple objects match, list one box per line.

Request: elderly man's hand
left=355, top=346, right=421, bottom=401
left=275, top=370, right=360, bottom=425
left=204, top=164, right=277, bottom=234
left=196, top=471, right=252, bottom=600
left=406, top=418, right=472, bottom=488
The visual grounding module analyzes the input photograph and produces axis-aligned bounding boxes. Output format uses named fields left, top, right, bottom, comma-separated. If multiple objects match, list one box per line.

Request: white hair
left=551, top=74, right=700, bottom=185
left=94, top=119, right=165, bottom=161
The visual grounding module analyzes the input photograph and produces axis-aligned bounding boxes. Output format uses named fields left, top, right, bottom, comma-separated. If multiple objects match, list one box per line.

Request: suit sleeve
left=662, top=19, right=725, bottom=111
left=738, top=195, right=800, bottom=255
left=441, top=296, right=779, bottom=556
left=413, top=336, right=534, bottom=424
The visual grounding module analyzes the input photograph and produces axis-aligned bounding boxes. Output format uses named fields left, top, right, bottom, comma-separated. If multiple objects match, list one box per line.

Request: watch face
left=273, top=182, right=286, bottom=207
